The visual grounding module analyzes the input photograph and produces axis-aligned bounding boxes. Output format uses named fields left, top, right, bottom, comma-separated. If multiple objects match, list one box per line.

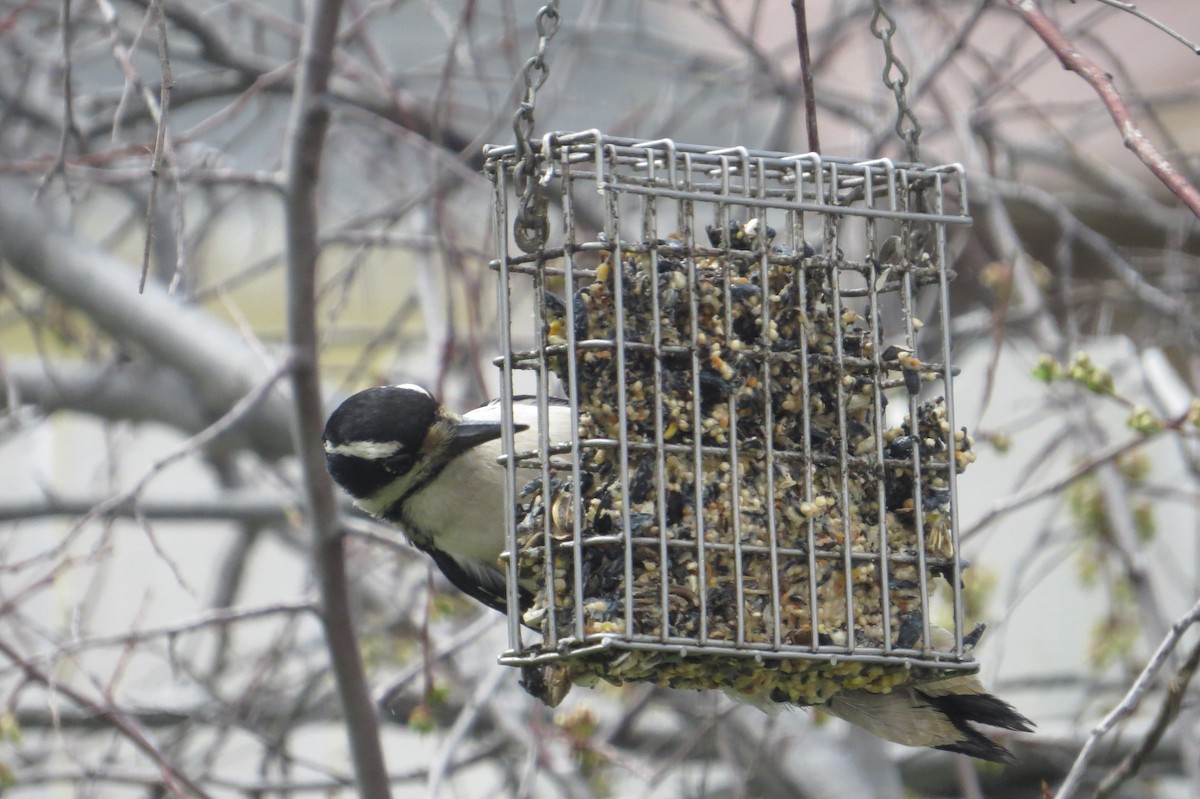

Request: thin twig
left=15, top=600, right=317, bottom=668
left=791, top=0, right=819, bottom=152
left=991, top=178, right=1199, bottom=335
left=12, top=740, right=507, bottom=792
left=0, top=637, right=217, bottom=799
left=962, top=429, right=1154, bottom=542
left=1007, top=0, right=1200, bottom=220
left=426, top=665, right=507, bottom=798
left=140, top=0, right=173, bottom=293
left=32, top=358, right=295, bottom=566
left=35, top=0, right=76, bottom=196
left=1055, top=597, right=1200, bottom=798
left=1093, top=0, right=1200, bottom=55
left=58, top=0, right=76, bottom=162
left=0, top=492, right=304, bottom=523
left=374, top=612, right=499, bottom=711
left=1096, top=634, right=1200, bottom=797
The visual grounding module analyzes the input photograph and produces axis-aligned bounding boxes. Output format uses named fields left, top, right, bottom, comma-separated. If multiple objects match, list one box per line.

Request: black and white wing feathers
left=421, top=547, right=533, bottom=616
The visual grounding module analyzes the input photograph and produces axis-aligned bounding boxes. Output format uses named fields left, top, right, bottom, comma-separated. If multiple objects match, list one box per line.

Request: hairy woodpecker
left=322, top=384, right=1032, bottom=760
left=322, top=383, right=573, bottom=614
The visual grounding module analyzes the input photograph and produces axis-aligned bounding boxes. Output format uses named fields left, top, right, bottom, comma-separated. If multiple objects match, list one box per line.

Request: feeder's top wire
left=512, top=1, right=562, bottom=253
left=870, top=0, right=921, bottom=163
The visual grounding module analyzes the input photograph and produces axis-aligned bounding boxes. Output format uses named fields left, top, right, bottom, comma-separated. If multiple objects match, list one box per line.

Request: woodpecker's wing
left=442, top=395, right=570, bottom=619
left=420, top=547, right=533, bottom=616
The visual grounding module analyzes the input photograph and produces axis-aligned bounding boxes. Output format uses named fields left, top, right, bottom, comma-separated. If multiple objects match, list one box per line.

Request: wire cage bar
left=486, top=131, right=977, bottom=705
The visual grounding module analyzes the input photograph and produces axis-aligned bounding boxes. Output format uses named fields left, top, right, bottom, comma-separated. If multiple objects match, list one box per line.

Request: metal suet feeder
left=486, top=3, right=978, bottom=709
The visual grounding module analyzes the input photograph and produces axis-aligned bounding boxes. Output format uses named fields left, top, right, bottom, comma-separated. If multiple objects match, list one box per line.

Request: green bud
left=1126, top=405, right=1162, bottom=436
left=1031, top=355, right=1062, bottom=383
left=1186, top=398, right=1200, bottom=429
left=408, top=703, right=436, bottom=734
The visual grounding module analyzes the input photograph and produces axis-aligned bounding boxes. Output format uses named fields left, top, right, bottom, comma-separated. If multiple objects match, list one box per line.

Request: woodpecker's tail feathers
left=823, top=675, right=1033, bottom=763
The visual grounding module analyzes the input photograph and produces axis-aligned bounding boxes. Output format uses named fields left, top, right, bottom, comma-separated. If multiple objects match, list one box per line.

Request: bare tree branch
left=282, top=0, right=392, bottom=796
left=0, top=636, right=217, bottom=799
left=1097, top=633, right=1200, bottom=797
left=2, top=357, right=208, bottom=433
left=1093, top=0, right=1200, bottom=54
left=139, top=0, right=175, bottom=294
left=1055, top=597, right=1200, bottom=798
left=0, top=492, right=292, bottom=524
left=0, top=182, right=296, bottom=458
left=1006, top=0, right=1200, bottom=219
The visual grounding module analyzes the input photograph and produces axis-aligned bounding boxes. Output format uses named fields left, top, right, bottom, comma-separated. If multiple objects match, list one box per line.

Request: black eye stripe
left=325, top=452, right=396, bottom=499
left=383, top=451, right=416, bottom=475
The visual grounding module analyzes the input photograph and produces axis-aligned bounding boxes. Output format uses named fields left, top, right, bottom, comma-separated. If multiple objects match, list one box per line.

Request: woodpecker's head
left=322, top=384, right=505, bottom=506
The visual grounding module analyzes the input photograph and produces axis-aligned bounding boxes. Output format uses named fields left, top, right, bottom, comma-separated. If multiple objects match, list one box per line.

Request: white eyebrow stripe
left=324, top=440, right=403, bottom=460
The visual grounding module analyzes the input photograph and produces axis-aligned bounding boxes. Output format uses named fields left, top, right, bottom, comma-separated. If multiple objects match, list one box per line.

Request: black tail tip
left=924, top=690, right=1034, bottom=763
left=927, top=691, right=1036, bottom=733
left=935, top=736, right=1016, bottom=764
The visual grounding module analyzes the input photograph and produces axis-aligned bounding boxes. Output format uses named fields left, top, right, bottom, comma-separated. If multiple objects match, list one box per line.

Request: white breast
left=402, top=401, right=574, bottom=563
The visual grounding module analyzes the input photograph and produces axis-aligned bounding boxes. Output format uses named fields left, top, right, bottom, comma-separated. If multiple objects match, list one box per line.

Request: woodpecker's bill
left=322, top=384, right=572, bottom=614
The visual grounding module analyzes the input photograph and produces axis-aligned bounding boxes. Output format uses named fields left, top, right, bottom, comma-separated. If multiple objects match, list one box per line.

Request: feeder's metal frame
left=487, top=130, right=975, bottom=676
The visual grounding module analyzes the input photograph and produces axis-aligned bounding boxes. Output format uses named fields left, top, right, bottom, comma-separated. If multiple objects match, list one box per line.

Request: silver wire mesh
left=486, top=131, right=977, bottom=695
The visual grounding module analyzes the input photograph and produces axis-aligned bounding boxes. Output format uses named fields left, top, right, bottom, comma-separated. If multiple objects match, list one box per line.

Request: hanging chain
left=512, top=1, right=562, bottom=253
left=870, top=0, right=921, bottom=163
